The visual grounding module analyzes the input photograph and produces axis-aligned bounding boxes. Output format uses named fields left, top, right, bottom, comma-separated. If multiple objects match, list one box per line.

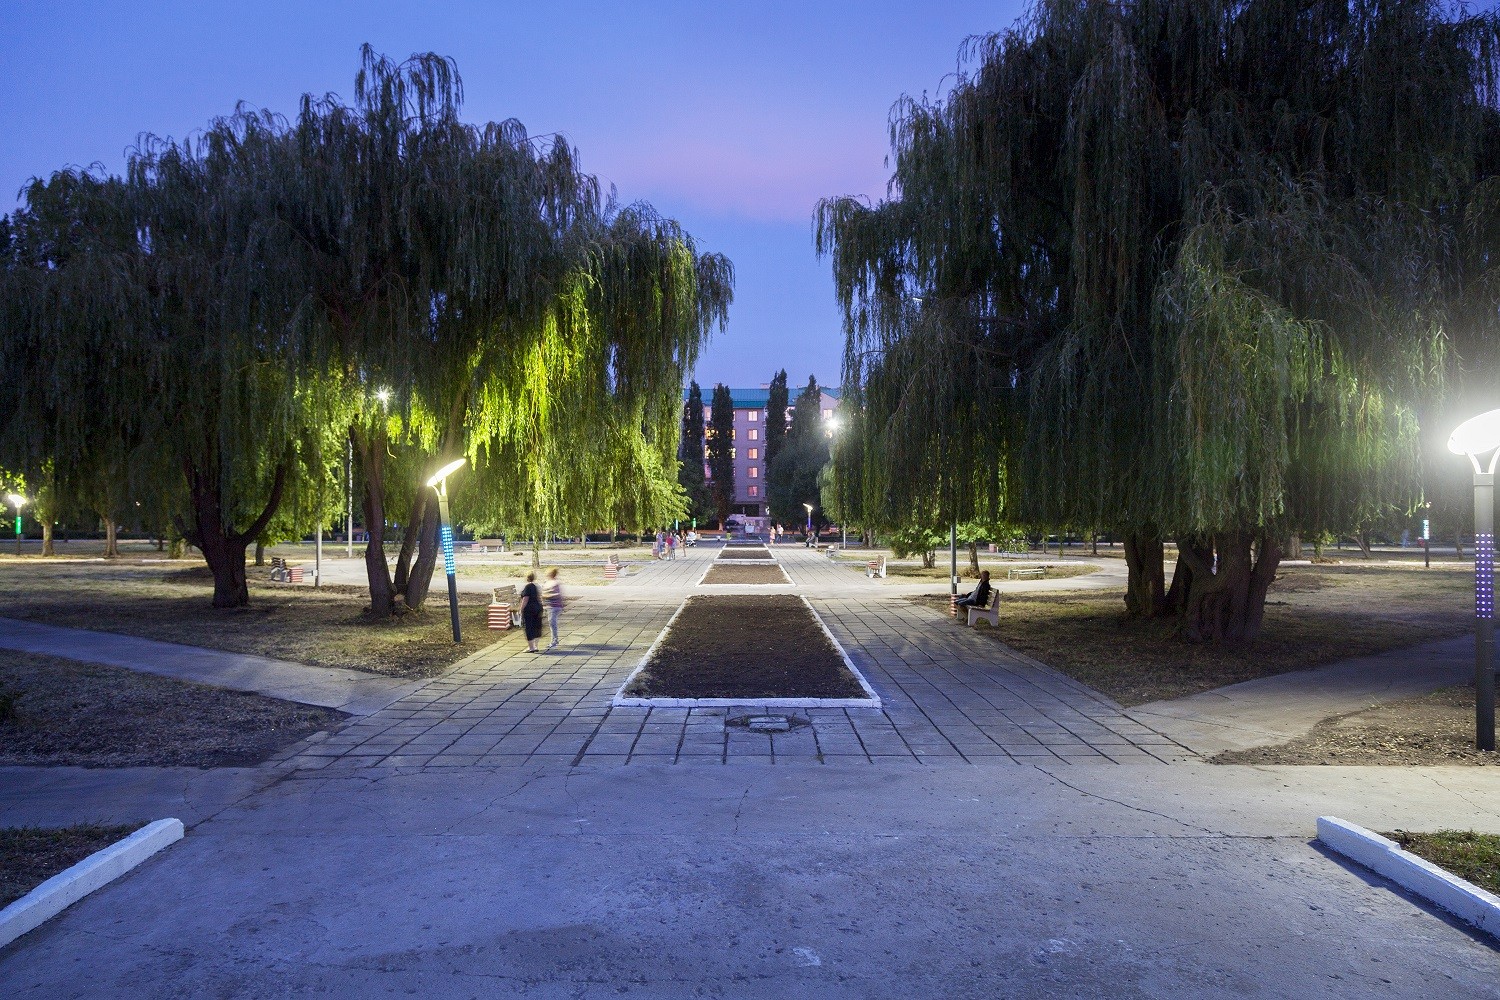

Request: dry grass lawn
left=0, top=561, right=502, bottom=678
left=914, top=562, right=1477, bottom=705
left=0, top=648, right=344, bottom=767
left=1, top=824, right=143, bottom=908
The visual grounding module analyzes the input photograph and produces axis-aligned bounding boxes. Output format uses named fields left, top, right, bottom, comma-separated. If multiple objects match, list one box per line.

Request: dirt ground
left=1212, top=684, right=1500, bottom=766
left=0, top=649, right=345, bottom=767
left=882, top=562, right=1098, bottom=582
left=1, top=824, right=143, bottom=908
left=913, top=562, right=1478, bottom=705
left=0, top=561, right=500, bottom=678
left=716, top=549, right=772, bottom=560
left=700, top=564, right=791, bottom=585
left=624, top=595, right=864, bottom=699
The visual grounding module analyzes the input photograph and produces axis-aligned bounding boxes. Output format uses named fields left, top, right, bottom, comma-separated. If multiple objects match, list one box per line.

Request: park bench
left=966, top=591, right=1002, bottom=628
left=472, top=538, right=506, bottom=553
left=269, top=556, right=304, bottom=584
left=487, top=585, right=517, bottom=629
left=604, top=554, right=629, bottom=581
left=825, top=545, right=839, bottom=559
left=1007, top=566, right=1046, bottom=580
left=865, top=556, right=887, bottom=579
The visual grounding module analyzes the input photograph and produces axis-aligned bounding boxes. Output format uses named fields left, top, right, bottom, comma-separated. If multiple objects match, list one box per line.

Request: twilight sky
left=0, top=1, right=1028, bottom=390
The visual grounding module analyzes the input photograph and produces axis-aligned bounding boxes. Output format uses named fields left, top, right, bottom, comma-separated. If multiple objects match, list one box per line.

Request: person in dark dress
left=954, top=570, right=993, bottom=616
left=519, top=572, right=544, bottom=652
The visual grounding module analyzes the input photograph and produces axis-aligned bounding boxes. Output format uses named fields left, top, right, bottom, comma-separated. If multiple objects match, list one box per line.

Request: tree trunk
left=183, top=458, right=287, bottom=608
left=400, top=500, right=441, bottom=610
left=967, top=541, right=980, bottom=576
left=1122, top=529, right=1166, bottom=618
left=1176, top=530, right=1281, bottom=642
left=102, top=520, right=119, bottom=559
left=921, top=548, right=936, bottom=569
left=1285, top=533, right=1302, bottom=559
left=396, top=395, right=464, bottom=610
left=392, top=482, right=427, bottom=595
left=41, top=522, right=54, bottom=557
left=1356, top=530, right=1373, bottom=559
left=169, top=536, right=185, bottom=559
left=254, top=540, right=265, bottom=566
left=353, top=427, right=396, bottom=616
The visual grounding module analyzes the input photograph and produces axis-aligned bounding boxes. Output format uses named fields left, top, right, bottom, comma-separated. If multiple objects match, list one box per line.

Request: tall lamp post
left=1448, top=409, right=1500, bottom=751
left=6, top=494, right=26, bottom=557
left=803, top=503, right=814, bottom=548
left=426, top=458, right=468, bottom=645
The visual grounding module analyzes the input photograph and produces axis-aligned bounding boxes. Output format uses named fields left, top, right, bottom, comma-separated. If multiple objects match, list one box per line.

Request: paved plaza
left=3, top=542, right=1500, bottom=996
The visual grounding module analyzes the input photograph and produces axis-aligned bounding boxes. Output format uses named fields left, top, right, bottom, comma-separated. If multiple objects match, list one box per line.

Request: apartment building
left=682, top=385, right=842, bottom=518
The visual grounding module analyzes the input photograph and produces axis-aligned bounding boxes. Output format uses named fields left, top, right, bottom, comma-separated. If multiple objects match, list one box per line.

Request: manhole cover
left=726, top=714, right=794, bottom=733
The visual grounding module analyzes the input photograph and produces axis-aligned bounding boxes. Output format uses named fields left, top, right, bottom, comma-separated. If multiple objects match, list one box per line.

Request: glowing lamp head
left=425, top=458, right=468, bottom=489
left=803, top=503, right=813, bottom=514
left=1448, top=409, right=1500, bottom=457
left=6, top=494, right=25, bottom=509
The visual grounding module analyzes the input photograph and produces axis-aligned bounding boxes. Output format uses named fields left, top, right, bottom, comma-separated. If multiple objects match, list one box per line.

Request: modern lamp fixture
left=5, top=493, right=25, bottom=557
left=1448, top=408, right=1500, bottom=751
left=426, top=458, right=468, bottom=644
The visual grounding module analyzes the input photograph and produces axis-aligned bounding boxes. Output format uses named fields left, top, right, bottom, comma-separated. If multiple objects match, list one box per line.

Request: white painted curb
left=1317, top=816, right=1500, bottom=939
left=0, top=818, right=184, bottom=948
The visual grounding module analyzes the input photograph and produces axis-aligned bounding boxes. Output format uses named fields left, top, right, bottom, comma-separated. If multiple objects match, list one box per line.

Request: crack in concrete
left=1035, top=765, right=1221, bottom=836
left=1425, top=772, right=1500, bottom=822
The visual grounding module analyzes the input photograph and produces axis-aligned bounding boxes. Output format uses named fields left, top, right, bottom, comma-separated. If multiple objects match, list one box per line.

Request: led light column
left=436, top=485, right=461, bottom=645
left=1475, top=471, right=1495, bottom=751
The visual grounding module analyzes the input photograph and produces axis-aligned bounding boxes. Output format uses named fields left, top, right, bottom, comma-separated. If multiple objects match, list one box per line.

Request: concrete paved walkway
left=0, top=617, right=424, bottom=715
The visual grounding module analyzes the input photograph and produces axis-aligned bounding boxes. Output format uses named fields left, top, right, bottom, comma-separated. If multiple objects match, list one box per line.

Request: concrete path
left=1128, top=634, right=1477, bottom=755
left=0, top=617, right=423, bottom=716
left=4, top=761, right=1500, bottom=997
left=0, top=766, right=275, bottom=829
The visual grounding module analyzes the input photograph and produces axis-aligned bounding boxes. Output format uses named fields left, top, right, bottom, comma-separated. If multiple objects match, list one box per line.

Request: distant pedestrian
left=543, top=567, right=564, bottom=650
left=666, top=532, right=676, bottom=560
left=519, top=571, right=544, bottom=653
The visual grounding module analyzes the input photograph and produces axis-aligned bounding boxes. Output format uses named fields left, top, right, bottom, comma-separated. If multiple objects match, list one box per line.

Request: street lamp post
left=803, top=503, right=814, bottom=548
left=6, top=494, right=26, bottom=557
left=426, top=458, right=468, bottom=644
left=1448, top=409, right=1500, bottom=752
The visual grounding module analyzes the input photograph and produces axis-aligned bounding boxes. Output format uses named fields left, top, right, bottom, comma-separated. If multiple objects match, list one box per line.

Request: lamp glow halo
left=1448, top=409, right=1500, bottom=457
left=425, top=458, right=467, bottom=488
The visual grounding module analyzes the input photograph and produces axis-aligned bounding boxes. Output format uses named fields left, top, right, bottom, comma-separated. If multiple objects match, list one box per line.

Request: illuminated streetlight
left=6, top=494, right=25, bottom=557
left=1448, top=408, right=1500, bottom=751
left=426, top=458, right=468, bottom=644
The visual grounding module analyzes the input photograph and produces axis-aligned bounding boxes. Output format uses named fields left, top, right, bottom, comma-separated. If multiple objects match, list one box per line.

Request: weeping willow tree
left=819, top=0, right=1500, bottom=642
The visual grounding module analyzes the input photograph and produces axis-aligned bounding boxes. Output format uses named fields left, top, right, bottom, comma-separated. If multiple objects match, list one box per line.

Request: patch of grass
left=0, top=649, right=345, bottom=767
left=0, top=824, right=143, bottom=907
left=911, top=563, right=1475, bottom=705
left=0, top=562, right=503, bottom=678
left=1384, top=830, right=1500, bottom=896
left=883, top=563, right=1098, bottom=581
left=1213, top=685, right=1500, bottom=766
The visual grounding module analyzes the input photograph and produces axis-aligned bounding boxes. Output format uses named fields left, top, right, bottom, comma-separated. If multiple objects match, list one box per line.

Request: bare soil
left=716, top=549, right=773, bottom=560
left=1212, top=685, right=1500, bottom=766
left=624, top=595, right=864, bottom=699
left=1, top=824, right=143, bottom=907
left=911, top=563, right=1476, bottom=705
left=701, top=564, right=791, bottom=585
left=0, top=649, right=345, bottom=767
left=883, top=563, right=1097, bottom=582
left=0, top=561, right=499, bottom=678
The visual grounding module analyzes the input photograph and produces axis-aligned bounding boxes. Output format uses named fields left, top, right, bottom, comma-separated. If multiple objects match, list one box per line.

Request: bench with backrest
left=473, top=538, right=506, bottom=554
left=268, top=556, right=304, bottom=584
left=1007, top=566, right=1046, bottom=580
left=865, top=556, right=886, bottom=579
left=966, top=590, right=1001, bottom=627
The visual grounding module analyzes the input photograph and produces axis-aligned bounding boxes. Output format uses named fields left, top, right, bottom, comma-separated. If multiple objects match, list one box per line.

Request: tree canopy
left=818, top=0, right=1500, bottom=640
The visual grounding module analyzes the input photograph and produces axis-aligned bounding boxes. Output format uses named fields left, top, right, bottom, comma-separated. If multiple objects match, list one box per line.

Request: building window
left=822, top=408, right=832, bottom=419
left=748, top=410, right=759, bottom=421
left=747, top=428, right=759, bottom=440
left=730, top=448, right=736, bottom=459
left=749, top=466, right=758, bottom=478
left=731, top=429, right=736, bottom=440
left=748, top=485, right=759, bottom=497
left=747, top=448, right=759, bottom=459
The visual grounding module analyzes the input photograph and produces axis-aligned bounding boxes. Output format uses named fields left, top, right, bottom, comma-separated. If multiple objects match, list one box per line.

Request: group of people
left=518, top=567, right=565, bottom=653
left=651, top=529, right=695, bottom=559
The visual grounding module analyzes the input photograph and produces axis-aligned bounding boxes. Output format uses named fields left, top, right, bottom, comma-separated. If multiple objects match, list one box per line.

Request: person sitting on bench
left=954, top=570, right=993, bottom=614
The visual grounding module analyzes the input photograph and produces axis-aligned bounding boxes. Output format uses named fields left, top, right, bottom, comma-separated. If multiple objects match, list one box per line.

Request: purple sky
left=1, top=1, right=1027, bottom=389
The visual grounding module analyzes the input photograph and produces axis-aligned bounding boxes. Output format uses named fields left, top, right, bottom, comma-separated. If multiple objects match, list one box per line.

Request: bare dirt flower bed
left=1, top=824, right=143, bottom=908
left=0, top=649, right=345, bottom=767
left=623, top=595, right=863, bottom=699
left=0, top=561, right=497, bottom=678
left=910, top=563, right=1475, bottom=705
left=1212, top=685, right=1500, bottom=766
left=716, top=549, right=773, bottom=560
left=700, top=564, right=790, bottom=585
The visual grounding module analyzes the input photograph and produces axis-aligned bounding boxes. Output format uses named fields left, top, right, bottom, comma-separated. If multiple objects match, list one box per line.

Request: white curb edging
left=1317, top=816, right=1500, bottom=939
left=0, top=818, right=184, bottom=948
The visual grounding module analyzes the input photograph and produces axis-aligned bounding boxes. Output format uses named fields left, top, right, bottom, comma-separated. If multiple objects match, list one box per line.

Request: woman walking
left=543, top=567, right=565, bottom=651
left=519, top=571, right=544, bottom=653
